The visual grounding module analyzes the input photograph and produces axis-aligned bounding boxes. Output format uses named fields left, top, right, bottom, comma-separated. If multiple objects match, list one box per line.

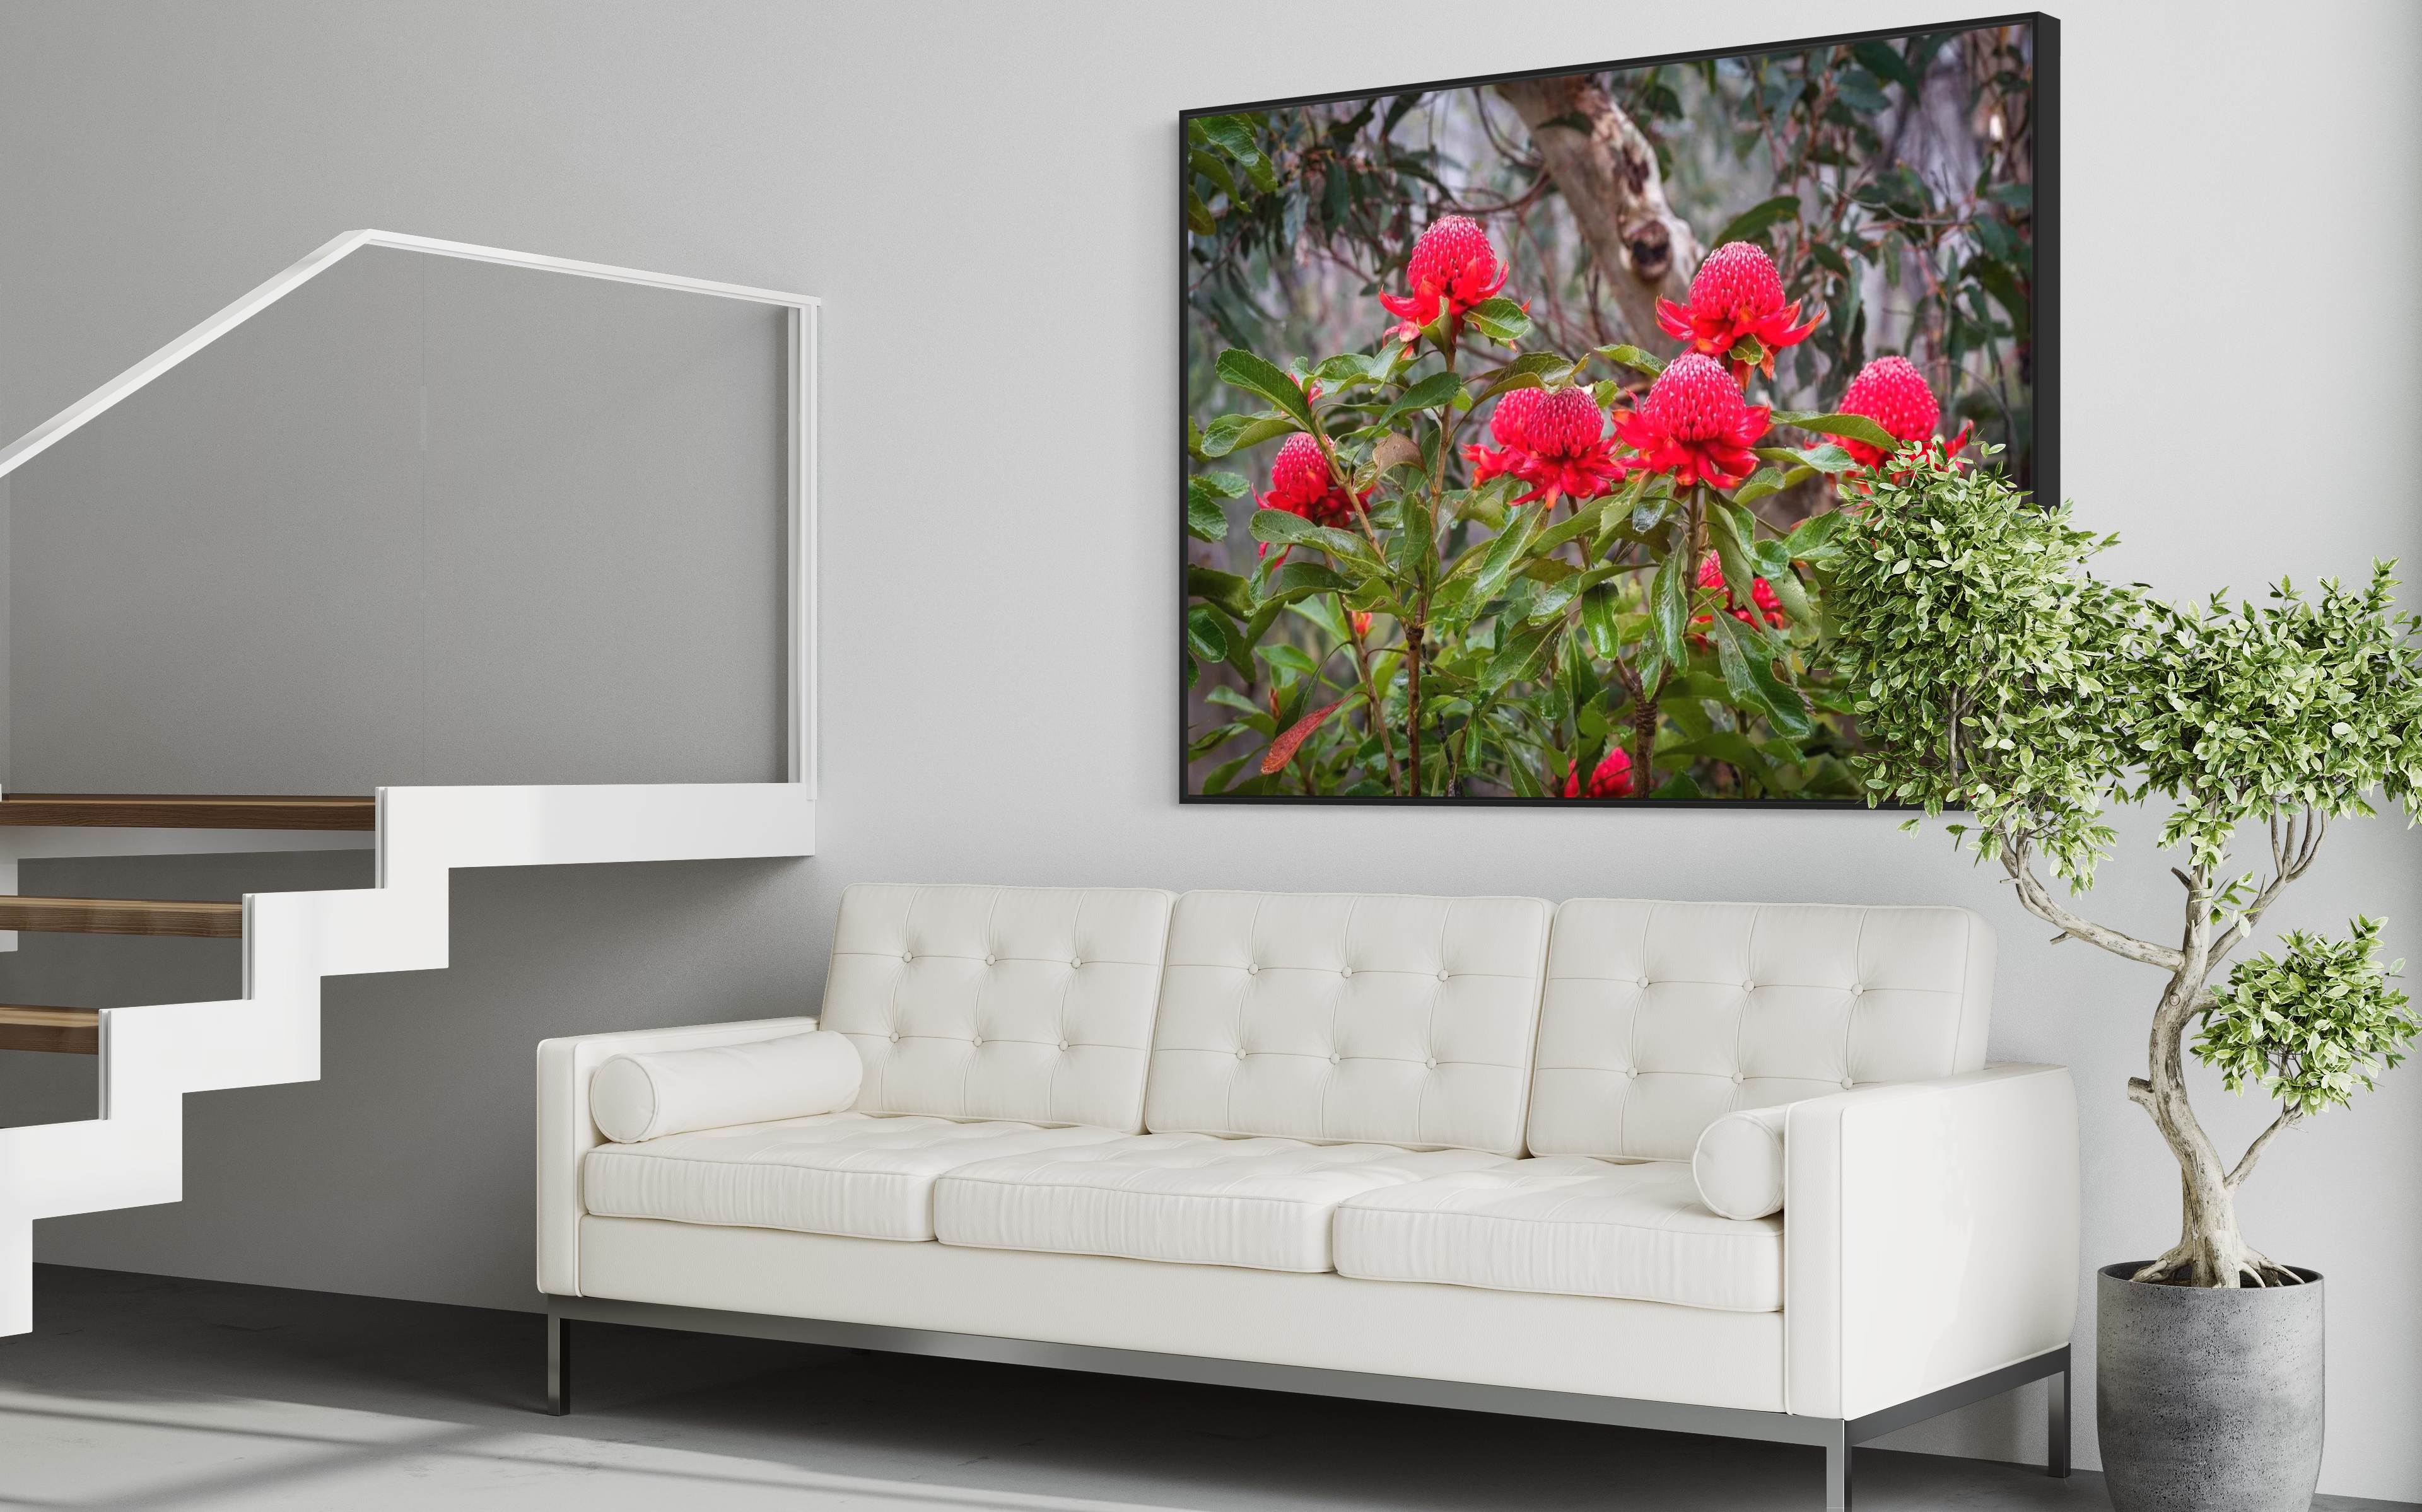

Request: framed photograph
left=1181, top=15, right=2056, bottom=803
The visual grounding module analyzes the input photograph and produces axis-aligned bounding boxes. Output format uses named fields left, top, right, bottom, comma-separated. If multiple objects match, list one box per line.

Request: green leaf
left=1851, top=38, right=1919, bottom=91
left=1785, top=509, right=1846, bottom=559
left=1185, top=604, right=1230, bottom=662
left=1647, top=772, right=1703, bottom=800
left=1216, top=349, right=1319, bottom=431
left=1581, top=584, right=1624, bottom=660
left=1835, top=66, right=1890, bottom=115
left=1649, top=544, right=1690, bottom=671
left=1594, top=344, right=1666, bottom=378
left=1256, top=643, right=1320, bottom=678
left=1731, top=466, right=1793, bottom=506
left=1484, top=622, right=1560, bottom=690
left=1186, top=494, right=1229, bottom=543
left=1197, top=114, right=1278, bottom=192
left=1710, top=194, right=1802, bottom=250
left=1987, top=182, right=2033, bottom=211
left=1200, top=411, right=1296, bottom=458
left=1376, top=369, right=1465, bottom=428
left=1187, top=564, right=1255, bottom=619
left=1772, top=410, right=1898, bottom=450
left=1479, top=352, right=1571, bottom=398
left=1465, top=296, right=1533, bottom=344
left=1390, top=494, right=1434, bottom=581
left=1705, top=610, right=1813, bottom=738
left=1466, top=506, right=1541, bottom=605
left=1188, top=148, right=1237, bottom=203
left=1249, top=508, right=1374, bottom=565
left=1189, top=470, right=1250, bottom=501
left=1266, top=561, right=1350, bottom=600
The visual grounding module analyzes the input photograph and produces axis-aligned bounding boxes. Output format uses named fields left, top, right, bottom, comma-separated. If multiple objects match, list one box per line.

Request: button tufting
left=1637, top=977, right=1650, bottom=988
left=1246, top=963, right=1260, bottom=975
left=1841, top=1077, right=1855, bottom=1088
left=889, top=1032, right=900, bottom=1042
left=1851, top=983, right=1865, bottom=995
left=1341, top=967, right=1354, bottom=978
left=1425, top=1057, right=1437, bottom=1069
left=984, top=954, right=996, bottom=965
left=1234, top=1049, right=1247, bottom=1059
left=1743, top=980, right=1756, bottom=991
left=901, top=951, right=913, bottom=963
left=1070, top=958, right=1083, bottom=968
left=971, top=1037, right=983, bottom=1047
left=1625, top=1068, right=1639, bottom=1079
left=1328, top=1053, right=1340, bottom=1065
left=1731, top=1071, right=1745, bottom=1083
left=1056, top=1040, right=1068, bottom=1050
left=1437, top=970, right=1450, bottom=982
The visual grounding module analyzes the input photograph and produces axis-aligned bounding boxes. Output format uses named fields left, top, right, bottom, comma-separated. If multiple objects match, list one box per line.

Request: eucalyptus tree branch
left=1493, top=74, right=1697, bottom=346
left=2001, top=834, right=2186, bottom=972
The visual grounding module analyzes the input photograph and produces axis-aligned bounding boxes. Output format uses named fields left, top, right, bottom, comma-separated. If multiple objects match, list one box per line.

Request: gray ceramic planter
left=2097, top=1260, right=2325, bottom=1511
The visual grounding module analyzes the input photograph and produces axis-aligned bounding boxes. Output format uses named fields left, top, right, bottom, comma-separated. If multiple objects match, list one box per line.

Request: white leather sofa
left=537, top=885, right=2078, bottom=1509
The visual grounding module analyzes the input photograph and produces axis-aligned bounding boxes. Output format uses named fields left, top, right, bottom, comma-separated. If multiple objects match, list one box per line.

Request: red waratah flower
left=1559, top=745, right=1635, bottom=799
left=1655, top=241, right=1821, bottom=381
left=1379, top=215, right=1512, bottom=347
left=1611, top=354, right=1771, bottom=489
left=1463, top=388, right=1542, bottom=484
left=1255, top=431, right=1369, bottom=560
left=1508, top=387, right=1626, bottom=505
left=1834, top=355, right=1969, bottom=470
left=1690, top=553, right=1788, bottom=643
left=1258, top=432, right=1361, bottom=529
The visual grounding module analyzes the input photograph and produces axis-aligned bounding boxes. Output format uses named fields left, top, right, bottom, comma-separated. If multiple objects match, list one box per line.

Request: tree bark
left=1495, top=76, right=1699, bottom=348
left=2000, top=832, right=2306, bottom=1288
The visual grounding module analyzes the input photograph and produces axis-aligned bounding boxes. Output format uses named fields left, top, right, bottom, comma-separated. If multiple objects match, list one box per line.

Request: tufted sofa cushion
left=933, top=1132, right=1512, bottom=1272
left=1528, top=899, right=1993, bottom=1161
left=1142, top=891, right=1553, bottom=1157
left=819, top=883, right=1176, bottom=1131
left=1333, top=1156, right=1785, bottom=1310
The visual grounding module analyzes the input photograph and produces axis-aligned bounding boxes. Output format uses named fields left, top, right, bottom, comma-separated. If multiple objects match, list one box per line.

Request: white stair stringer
left=0, top=781, right=812, bottom=1334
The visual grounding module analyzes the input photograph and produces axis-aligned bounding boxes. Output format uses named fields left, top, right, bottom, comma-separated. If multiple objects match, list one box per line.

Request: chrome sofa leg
left=2047, top=1357, right=2071, bottom=1477
left=1825, top=1425, right=1852, bottom=1510
left=547, top=1311, right=572, bottom=1416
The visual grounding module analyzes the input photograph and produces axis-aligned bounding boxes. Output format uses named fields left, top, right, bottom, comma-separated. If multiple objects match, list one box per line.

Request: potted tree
left=1817, top=448, right=2421, bottom=1511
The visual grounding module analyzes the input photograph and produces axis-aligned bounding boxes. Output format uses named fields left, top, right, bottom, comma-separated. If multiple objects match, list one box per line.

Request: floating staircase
left=0, top=231, right=819, bottom=1334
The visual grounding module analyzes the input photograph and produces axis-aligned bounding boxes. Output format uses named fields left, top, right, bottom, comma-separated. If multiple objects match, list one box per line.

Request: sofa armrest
left=535, top=1016, right=820, bottom=1297
left=1784, top=1062, right=2078, bottom=1419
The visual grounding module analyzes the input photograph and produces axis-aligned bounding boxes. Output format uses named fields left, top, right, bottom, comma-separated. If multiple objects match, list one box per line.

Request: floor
left=0, top=1266, right=2404, bottom=1512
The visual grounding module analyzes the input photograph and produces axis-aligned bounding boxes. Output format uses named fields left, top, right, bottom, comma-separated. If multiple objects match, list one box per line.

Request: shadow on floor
left=0, top=1264, right=2402, bottom=1512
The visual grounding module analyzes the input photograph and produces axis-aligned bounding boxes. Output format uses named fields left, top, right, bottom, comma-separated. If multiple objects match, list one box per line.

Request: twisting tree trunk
left=1495, top=76, right=1700, bottom=347
left=1997, top=810, right=2327, bottom=1287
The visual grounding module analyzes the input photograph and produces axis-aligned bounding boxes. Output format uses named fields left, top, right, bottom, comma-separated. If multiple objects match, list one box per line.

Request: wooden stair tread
left=0, top=1004, right=100, bottom=1055
left=0, top=895, right=243, bottom=938
left=0, top=793, right=373, bottom=830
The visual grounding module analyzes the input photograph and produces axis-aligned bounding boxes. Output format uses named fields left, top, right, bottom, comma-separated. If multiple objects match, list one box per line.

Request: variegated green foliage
left=2199, top=919, right=2416, bottom=1119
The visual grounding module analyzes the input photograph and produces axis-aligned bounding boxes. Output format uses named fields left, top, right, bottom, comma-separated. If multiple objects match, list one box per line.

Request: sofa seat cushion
left=933, top=1132, right=1513, bottom=1272
left=582, top=1112, right=1131, bottom=1242
left=1332, top=1156, right=1784, bottom=1311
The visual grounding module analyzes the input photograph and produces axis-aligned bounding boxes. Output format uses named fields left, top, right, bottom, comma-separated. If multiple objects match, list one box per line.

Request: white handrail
left=0, top=228, right=818, bottom=481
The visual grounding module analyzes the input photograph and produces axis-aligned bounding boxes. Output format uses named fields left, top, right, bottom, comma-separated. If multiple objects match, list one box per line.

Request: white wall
left=0, top=1, right=2416, bottom=1499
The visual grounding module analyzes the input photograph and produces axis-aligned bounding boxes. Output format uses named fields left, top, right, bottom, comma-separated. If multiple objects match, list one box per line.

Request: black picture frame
left=1179, top=13, right=2057, bottom=808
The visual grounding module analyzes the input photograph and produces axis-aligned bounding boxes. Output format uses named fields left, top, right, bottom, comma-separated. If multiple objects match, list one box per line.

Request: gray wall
left=0, top=1, right=2416, bottom=1499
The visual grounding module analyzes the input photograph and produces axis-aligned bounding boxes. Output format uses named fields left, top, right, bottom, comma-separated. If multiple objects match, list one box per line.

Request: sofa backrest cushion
left=819, top=883, right=1175, bottom=1131
left=1529, top=899, right=1994, bottom=1160
left=1143, top=890, right=1553, bottom=1158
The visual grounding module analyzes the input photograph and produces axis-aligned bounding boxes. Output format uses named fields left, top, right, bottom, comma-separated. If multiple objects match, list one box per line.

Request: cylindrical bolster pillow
left=1692, top=1104, right=1789, bottom=1219
left=590, top=1030, right=861, bottom=1144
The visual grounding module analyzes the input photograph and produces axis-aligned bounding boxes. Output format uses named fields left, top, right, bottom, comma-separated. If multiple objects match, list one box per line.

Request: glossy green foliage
left=2199, top=918, right=2417, bottom=1118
